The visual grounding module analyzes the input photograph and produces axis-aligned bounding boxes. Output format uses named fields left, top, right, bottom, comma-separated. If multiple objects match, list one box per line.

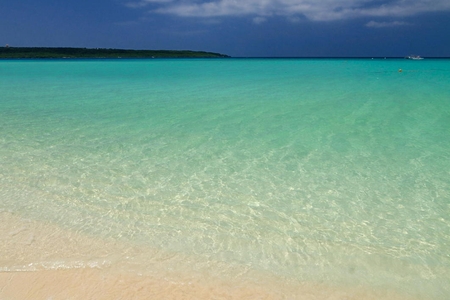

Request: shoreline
left=1, top=211, right=419, bottom=300
left=0, top=47, right=230, bottom=59
left=0, top=268, right=415, bottom=300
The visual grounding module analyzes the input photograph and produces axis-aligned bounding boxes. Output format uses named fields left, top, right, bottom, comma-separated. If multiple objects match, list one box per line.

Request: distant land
left=0, top=47, right=230, bottom=59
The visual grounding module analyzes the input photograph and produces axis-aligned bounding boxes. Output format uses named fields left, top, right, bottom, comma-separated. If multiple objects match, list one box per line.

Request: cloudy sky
left=2, top=0, right=450, bottom=57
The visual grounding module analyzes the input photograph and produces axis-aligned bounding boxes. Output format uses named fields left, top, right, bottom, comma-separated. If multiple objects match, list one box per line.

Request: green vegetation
left=0, top=47, right=230, bottom=59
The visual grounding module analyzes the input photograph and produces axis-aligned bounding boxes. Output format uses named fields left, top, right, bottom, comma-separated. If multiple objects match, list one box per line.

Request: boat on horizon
left=405, top=55, right=424, bottom=60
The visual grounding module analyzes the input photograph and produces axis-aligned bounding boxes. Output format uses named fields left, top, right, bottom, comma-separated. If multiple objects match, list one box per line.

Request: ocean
left=1, top=58, right=449, bottom=299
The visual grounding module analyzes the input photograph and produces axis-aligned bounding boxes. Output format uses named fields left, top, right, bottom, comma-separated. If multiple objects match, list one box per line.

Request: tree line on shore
left=0, top=47, right=230, bottom=59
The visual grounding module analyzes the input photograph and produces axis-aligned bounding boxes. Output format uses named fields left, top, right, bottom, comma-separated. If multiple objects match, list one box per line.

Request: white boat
left=405, top=55, right=424, bottom=60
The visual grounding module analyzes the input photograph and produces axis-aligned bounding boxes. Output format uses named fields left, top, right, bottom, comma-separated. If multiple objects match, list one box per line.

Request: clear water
left=1, top=58, right=450, bottom=298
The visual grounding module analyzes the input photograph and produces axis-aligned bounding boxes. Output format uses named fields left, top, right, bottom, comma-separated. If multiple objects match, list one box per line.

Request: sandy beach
left=0, top=269, right=417, bottom=300
left=1, top=212, right=418, bottom=300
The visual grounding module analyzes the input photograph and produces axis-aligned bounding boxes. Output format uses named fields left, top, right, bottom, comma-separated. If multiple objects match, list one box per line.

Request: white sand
left=0, top=212, right=417, bottom=300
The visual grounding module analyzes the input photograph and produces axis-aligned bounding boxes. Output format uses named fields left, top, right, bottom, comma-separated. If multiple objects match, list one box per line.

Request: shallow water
left=1, top=58, right=450, bottom=299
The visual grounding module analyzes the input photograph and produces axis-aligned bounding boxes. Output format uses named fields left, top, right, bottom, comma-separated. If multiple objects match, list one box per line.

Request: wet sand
left=0, top=268, right=417, bottom=300
left=0, top=212, right=417, bottom=300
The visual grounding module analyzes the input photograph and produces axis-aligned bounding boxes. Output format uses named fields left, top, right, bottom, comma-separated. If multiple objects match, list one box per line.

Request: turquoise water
left=1, top=58, right=450, bottom=298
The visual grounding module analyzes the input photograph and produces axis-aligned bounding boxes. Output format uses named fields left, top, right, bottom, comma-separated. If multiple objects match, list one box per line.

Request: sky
left=2, top=0, right=450, bottom=57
